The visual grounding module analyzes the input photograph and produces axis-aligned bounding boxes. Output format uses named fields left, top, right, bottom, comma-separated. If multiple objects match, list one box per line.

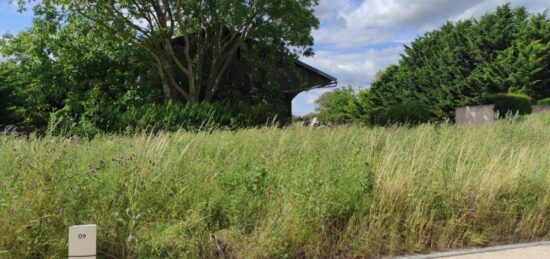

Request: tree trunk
left=155, top=61, right=179, bottom=102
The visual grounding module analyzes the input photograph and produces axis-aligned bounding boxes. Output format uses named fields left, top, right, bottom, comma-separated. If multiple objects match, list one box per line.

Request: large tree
left=17, top=0, right=320, bottom=102
left=1, top=5, right=160, bottom=128
left=0, top=63, right=22, bottom=125
left=367, top=4, right=550, bottom=120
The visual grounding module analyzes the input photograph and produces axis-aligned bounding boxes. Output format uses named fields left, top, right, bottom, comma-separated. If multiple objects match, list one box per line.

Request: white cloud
left=342, top=0, right=479, bottom=29
left=313, top=26, right=395, bottom=48
left=315, top=0, right=353, bottom=21
left=303, top=46, right=403, bottom=87
left=452, top=0, right=549, bottom=21
left=307, top=93, right=320, bottom=104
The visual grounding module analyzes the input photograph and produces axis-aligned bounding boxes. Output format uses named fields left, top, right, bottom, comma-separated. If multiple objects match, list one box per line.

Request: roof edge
left=295, top=60, right=337, bottom=82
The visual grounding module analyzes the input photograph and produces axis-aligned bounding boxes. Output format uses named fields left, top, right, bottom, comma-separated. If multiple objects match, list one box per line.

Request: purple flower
left=89, top=167, right=97, bottom=174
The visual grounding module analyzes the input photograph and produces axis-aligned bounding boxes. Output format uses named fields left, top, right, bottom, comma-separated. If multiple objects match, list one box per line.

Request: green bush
left=368, top=102, right=431, bottom=126
left=47, top=101, right=282, bottom=136
left=537, top=98, right=550, bottom=105
left=485, top=93, right=533, bottom=117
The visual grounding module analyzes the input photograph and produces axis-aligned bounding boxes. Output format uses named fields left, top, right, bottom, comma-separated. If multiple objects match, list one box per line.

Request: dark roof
left=295, top=60, right=337, bottom=83
left=283, top=60, right=337, bottom=94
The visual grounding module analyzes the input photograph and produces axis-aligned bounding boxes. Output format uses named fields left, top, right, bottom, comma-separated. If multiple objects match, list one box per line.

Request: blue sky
left=1, top=0, right=549, bottom=115
left=0, top=1, right=33, bottom=34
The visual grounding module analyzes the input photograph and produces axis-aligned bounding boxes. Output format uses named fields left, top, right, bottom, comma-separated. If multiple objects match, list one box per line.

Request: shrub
left=47, top=106, right=101, bottom=138
left=485, top=93, right=533, bottom=117
left=47, top=101, right=282, bottom=136
left=537, top=98, right=550, bottom=105
left=368, top=102, right=431, bottom=126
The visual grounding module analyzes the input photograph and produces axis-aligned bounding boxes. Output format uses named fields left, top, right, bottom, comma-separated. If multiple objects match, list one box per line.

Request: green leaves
left=368, top=4, right=550, bottom=121
left=1, top=7, right=161, bottom=129
left=18, top=0, right=320, bottom=102
left=315, top=86, right=356, bottom=124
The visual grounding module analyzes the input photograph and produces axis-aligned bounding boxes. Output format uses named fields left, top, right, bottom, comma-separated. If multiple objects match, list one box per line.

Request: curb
left=394, top=241, right=550, bottom=259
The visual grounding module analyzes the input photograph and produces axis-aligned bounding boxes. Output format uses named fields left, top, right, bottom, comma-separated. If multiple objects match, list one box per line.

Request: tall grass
left=1, top=114, right=550, bottom=258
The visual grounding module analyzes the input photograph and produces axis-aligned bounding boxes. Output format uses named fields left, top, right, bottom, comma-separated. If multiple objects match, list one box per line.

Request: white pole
left=68, top=224, right=97, bottom=259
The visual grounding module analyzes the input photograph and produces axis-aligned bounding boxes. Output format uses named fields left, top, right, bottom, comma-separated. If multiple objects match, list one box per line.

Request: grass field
left=1, top=114, right=550, bottom=258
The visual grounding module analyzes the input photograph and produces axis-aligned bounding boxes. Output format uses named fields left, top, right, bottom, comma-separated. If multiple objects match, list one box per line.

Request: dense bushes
left=47, top=102, right=281, bottom=137
left=368, top=5, right=550, bottom=120
left=537, top=98, right=550, bottom=105
left=485, top=93, right=533, bottom=117
left=368, top=102, right=431, bottom=126
left=0, top=64, right=24, bottom=126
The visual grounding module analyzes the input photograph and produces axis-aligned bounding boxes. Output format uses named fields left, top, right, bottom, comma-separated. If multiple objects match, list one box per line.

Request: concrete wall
left=533, top=105, right=550, bottom=114
left=455, top=105, right=495, bottom=126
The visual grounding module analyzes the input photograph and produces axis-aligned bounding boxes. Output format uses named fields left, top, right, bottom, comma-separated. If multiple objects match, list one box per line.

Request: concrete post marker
left=68, top=224, right=97, bottom=259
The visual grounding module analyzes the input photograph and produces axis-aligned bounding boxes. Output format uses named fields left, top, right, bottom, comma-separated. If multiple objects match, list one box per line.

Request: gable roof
left=293, top=60, right=337, bottom=93
left=295, top=60, right=337, bottom=83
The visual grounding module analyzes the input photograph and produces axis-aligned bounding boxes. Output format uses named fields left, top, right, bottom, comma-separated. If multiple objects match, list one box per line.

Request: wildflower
left=9, top=206, right=16, bottom=214
left=89, top=167, right=97, bottom=174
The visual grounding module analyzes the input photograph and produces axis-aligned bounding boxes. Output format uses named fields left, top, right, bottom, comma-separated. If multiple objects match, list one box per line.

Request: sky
left=1, top=0, right=549, bottom=115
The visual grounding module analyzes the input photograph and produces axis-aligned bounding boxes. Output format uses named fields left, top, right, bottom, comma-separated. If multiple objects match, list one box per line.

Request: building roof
left=283, top=60, right=337, bottom=94
left=295, top=60, right=337, bottom=83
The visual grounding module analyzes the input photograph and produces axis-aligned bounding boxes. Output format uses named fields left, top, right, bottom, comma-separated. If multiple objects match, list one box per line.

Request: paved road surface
left=396, top=241, right=550, bottom=259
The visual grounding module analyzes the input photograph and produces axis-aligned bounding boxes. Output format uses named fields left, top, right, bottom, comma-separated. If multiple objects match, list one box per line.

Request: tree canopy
left=1, top=6, right=159, bottom=128
left=15, top=0, right=320, bottom=102
left=366, top=4, right=550, bottom=120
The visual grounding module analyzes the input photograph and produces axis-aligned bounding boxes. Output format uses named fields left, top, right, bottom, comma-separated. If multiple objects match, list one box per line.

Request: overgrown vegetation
left=2, top=113, right=550, bottom=258
left=46, top=102, right=280, bottom=138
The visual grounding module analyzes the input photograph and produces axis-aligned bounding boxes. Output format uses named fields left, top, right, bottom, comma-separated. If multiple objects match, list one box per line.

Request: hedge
left=485, top=93, right=533, bottom=117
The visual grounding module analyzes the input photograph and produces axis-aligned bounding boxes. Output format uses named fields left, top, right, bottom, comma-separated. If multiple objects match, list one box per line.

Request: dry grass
left=1, top=114, right=550, bottom=258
